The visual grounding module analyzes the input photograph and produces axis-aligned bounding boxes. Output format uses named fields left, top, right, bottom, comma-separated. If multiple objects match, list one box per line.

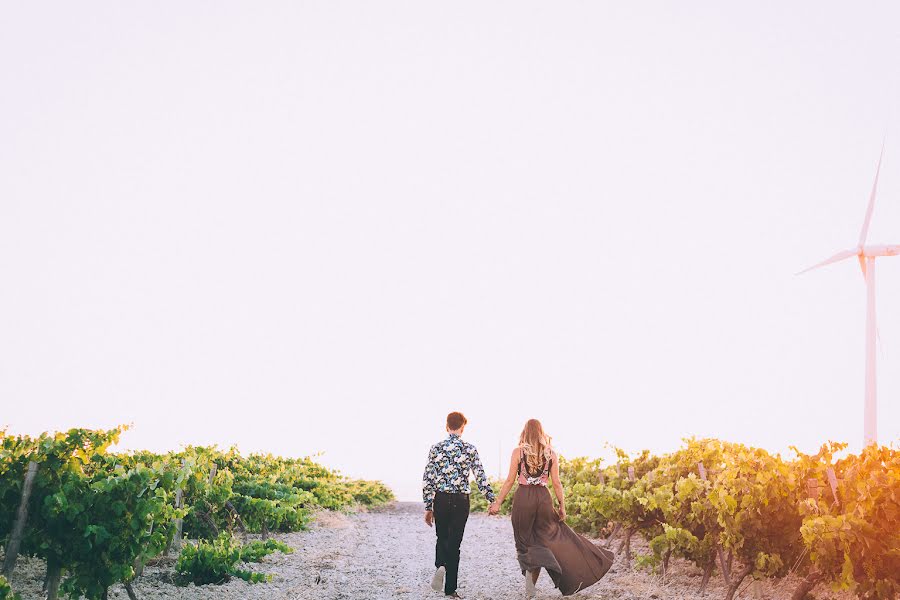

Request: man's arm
left=470, top=446, right=497, bottom=504
left=422, top=444, right=438, bottom=513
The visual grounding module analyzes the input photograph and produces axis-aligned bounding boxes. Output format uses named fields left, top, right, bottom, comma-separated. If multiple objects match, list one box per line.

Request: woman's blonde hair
left=519, top=419, right=552, bottom=474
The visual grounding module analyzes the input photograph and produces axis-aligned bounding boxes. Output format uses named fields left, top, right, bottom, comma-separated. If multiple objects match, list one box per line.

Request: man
left=422, top=411, right=496, bottom=598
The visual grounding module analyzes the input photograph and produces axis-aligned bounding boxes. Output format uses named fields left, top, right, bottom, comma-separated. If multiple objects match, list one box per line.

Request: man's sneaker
left=525, top=573, right=536, bottom=598
left=431, top=566, right=446, bottom=592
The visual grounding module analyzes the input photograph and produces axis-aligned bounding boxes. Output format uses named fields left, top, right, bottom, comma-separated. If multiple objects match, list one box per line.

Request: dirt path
left=9, top=502, right=848, bottom=600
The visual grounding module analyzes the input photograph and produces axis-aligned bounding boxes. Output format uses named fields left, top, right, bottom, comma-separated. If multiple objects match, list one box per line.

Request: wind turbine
left=799, top=145, right=900, bottom=446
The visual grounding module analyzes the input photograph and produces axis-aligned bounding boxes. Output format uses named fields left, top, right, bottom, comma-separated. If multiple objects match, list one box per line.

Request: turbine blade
left=864, top=244, right=900, bottom=257
left=859, top=254, right=867, bottom=279
left=796, top=249, right=858, bottom=275
left=858, top=142, right=886, bottom=247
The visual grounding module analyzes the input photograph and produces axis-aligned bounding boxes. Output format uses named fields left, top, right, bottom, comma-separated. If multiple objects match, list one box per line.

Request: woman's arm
left=550, top=452, right=566, bottom=520
left=491, top=448, right=520, bottom=511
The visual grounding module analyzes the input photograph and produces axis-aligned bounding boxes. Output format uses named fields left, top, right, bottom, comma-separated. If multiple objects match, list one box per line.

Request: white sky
left=2, top=2, right=900, bottom=501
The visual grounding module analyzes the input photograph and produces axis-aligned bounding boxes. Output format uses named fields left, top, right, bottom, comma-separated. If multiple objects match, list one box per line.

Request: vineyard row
left=0, top=427, right=394, bottom=600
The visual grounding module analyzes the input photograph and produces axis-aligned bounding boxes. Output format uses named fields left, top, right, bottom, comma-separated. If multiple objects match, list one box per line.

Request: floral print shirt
left=422, top=433, right=496, bottom=511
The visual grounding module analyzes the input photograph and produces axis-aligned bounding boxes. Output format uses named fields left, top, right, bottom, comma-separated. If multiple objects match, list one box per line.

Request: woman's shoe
left=431, top=566, right=446, bottom=592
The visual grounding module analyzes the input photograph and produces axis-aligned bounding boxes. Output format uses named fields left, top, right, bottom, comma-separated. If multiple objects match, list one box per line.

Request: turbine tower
left=799, top=146, right=899, bottom=446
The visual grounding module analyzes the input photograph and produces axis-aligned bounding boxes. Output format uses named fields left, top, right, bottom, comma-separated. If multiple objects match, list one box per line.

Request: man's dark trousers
left=433, top=491, right=470, bottom=595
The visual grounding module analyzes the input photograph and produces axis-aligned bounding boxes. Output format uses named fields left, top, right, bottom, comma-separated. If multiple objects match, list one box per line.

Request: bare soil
left=7, top=502, right=852, bottom=600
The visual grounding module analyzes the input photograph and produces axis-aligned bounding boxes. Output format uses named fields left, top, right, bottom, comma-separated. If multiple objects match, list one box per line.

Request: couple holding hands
left=422, top=413, right=614, bottom=598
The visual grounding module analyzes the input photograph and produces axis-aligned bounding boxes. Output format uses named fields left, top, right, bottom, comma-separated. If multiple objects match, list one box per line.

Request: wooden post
left=598, top=472, right=605, bottom=485
left=208, top=465, right=217, bottom=486
left=825, top=468, right=840, bottom=504
left=698, top=462, right=707, bottom=481
left=627, top=466, right=635, bottom=482
left=2, top=461, right=39, bottom=578
left=172, top=486, right=184, bottom=551
left=616, top=464, right=621, bottom=477
left=647, top=471, right=654, bottom=484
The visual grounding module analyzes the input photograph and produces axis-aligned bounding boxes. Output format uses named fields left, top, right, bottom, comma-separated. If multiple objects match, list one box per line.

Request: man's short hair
left=446, top=412, right=467, bottom=431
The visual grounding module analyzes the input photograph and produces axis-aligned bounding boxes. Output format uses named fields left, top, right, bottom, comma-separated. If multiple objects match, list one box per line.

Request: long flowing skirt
left=511, top=485, right=614, bottom=596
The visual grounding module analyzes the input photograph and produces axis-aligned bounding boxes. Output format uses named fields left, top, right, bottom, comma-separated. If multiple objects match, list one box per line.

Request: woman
left=489, top=419, right=614, bottom=597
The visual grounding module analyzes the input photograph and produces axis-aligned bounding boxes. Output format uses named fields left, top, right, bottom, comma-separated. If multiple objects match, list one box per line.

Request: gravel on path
left=7, top=502, right=852, bottom=600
